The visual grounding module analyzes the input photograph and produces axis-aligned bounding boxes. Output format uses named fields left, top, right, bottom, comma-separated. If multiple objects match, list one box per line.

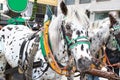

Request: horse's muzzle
left=77, top=57, right=92, bottom=71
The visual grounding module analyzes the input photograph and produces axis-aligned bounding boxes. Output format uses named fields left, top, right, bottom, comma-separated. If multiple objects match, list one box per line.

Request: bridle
left=60, top=19, right=91, bottom=72
left=61, top=20, right=90, bottom=50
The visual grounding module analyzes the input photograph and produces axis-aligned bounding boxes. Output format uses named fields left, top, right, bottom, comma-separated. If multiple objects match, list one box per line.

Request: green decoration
left=40, top=33, right=46, bottom=57
left=7, top=0, right=28, bottom=13
left=7, top=17, right=25, bottom=25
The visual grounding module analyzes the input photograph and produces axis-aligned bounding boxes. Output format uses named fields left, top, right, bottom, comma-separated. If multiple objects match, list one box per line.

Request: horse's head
left=59, top=1, right=92, bottom=71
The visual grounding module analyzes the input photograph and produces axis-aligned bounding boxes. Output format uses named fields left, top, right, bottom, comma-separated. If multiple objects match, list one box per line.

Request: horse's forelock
left=49, top=15, right=62, bottom=30
left=66, top=6, right=90, bottom=28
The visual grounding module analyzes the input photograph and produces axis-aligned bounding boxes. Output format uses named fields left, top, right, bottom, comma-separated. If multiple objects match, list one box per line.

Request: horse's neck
left=48, top=15, right=68, bottom=65
left=89, top=18, right=110, bottom=55
left=49, top=15, right=61, bottom=53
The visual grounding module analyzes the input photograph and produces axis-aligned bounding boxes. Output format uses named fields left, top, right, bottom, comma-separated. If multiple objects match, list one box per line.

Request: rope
left=104, top=47, right=120, bottom=68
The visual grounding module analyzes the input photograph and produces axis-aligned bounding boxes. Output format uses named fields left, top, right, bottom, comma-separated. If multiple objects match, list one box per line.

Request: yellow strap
left=43, top=20, right=76, bottom=76
left=43, top=20, right=71, bottom=76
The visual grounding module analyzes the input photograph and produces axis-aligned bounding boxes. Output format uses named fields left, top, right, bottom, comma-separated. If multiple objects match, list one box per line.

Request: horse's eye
left=66, top=24, right=71, bottom=30
left=76, top=30, right=80, bottom=35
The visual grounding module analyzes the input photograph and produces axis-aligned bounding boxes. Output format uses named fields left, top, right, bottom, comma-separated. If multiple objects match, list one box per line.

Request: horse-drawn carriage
left=0, top=0, right=93, bottom=80
left=0, top=0, right=120, bottom=80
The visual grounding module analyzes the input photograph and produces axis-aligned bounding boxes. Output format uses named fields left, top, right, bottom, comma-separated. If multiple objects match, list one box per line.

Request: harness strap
left=40, top=31, right=70, bottom=74
left=104, top=47, right=120, bottom=68
left=4, top=33, right=48, bottom=80
left=70, top=41, right=90, bottom=49
left=43, top=20, right=76, bottom=76
left=61, top=22, right=68, bottom=45
left=18, top=32, right=40, bottom=71
left=4, top=66, right=18, bottom=74
left=25, top=37, right=49, bottom=80
left=40, top=33, right=46, bottom=57
left=18, top=40, right=27, bottom=69
left=65, top=36, right=90, bottom=49
left=4, top=61, right=49, bottom=74
left=61, top=21, right=71, bottom=56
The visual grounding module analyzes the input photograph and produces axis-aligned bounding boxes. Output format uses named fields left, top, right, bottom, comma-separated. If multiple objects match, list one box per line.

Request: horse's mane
left=48, top=15, right=63, bottom=54
left=67, top=6, right=90, bottom=29
left=89, top=18, right=110, bottom=30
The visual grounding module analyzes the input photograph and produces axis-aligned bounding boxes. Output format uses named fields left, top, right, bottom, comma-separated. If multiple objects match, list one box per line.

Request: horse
left=88, top=11, right=120, bottom=80
left=0, top=1, right=93, bottom=80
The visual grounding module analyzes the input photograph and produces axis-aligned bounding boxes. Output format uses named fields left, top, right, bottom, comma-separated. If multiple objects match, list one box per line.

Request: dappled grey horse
left=88, top=11, right=120, bottom=80
left=0, top=1, right=93, bottom=80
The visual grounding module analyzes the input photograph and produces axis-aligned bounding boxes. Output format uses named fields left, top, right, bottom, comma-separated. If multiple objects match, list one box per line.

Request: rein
left=65, top=36, right=90, bottom=49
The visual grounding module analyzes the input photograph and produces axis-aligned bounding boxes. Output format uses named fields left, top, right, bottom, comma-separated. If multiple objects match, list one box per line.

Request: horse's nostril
left=78, top=57, right=91, bottom=64
left=77, top=57, right=92, bottom=70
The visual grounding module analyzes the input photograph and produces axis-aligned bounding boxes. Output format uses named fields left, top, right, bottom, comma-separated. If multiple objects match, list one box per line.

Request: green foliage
left=29, top=0, right=38, bottom=21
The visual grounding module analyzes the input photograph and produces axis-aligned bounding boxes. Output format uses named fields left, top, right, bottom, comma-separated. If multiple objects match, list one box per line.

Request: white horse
left=0, top=1, right=92, bottom=80
left=88, top=11, right=120, bottom=80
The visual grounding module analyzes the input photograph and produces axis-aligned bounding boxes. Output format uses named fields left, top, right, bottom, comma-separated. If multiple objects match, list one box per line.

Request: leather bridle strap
left=18, top=40, right=28, bottom=70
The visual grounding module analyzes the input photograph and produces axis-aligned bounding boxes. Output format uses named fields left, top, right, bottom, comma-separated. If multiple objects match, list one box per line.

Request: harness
left=60, top=20, right=91, bottom=77
left=18, top=33, right=40, bottom=73
left=4, top=32, right=49, bottom=79
left=42, top=20, right=77, bottom=76
left=4, top=17, right=91, bottom=79
left=61, top=21, right=90, bottom=50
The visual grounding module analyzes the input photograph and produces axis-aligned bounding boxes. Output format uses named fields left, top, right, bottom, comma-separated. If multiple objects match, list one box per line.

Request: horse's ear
left=60, top=1, right=68, bottom=16
left=85, top=9, right=90, bottom=18
left=108, top=13, right=117, bottom=28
